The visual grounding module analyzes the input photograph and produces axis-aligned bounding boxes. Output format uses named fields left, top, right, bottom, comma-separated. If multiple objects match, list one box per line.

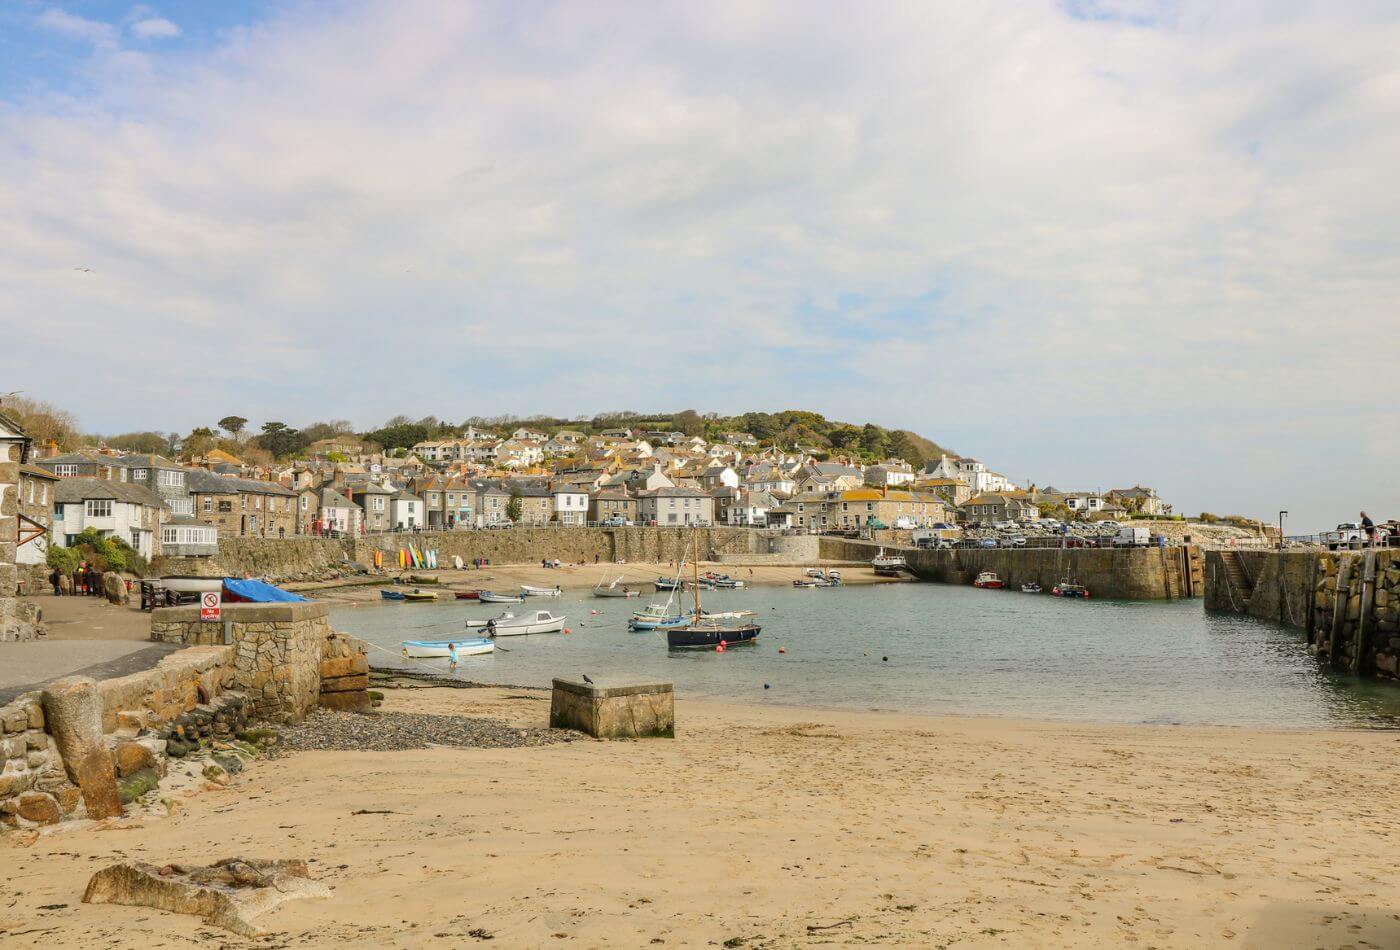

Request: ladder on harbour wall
left=1220, top=550, right=1255, bottom=604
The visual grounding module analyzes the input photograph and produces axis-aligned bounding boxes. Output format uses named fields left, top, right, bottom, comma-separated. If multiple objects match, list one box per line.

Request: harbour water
left=330, top=584, right=1400, bottom=729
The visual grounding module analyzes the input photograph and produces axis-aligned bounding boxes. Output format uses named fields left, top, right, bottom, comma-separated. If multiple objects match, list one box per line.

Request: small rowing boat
left=380, top=589, right=405, bottom=601
left=479, top=591, right=525, bottom=604
left=454, top=590, right=481, bottom=600
left=401, top=637, right=494, bottom=659
left=520, top=585, right=561, bottom=597
left=402, top=589, right=438, bottom=602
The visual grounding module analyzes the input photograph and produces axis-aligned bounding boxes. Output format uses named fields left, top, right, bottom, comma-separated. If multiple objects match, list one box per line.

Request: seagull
left=582, top=674, right=594, bottom=685
left=73, top=267, right=94, bottom=273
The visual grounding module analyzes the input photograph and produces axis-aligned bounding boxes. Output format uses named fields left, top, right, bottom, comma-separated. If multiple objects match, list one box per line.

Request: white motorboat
left=520, top=584, right=562, bottom=597
left=488, top=610, right=567, bottom=636
left=401, top=638, right=494, bottom=659
left=479, top=591, right=525, bottom=604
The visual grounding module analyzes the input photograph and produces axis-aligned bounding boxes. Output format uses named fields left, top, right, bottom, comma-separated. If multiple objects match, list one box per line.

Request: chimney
left=45, top=439, right=59, bottom=458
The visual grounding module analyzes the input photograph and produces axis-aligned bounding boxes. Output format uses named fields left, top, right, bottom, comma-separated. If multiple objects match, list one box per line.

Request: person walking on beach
left=448, top=642, right=459, bottom=674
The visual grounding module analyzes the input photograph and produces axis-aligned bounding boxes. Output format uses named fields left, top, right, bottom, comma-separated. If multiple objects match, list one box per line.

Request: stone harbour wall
left=1206, top=549, right=1400, bottom=681
left=820, top=537, right=1203, bottom=600
left=152, top=527, right=771, bottom=582
left=319, top=630, right=371, bottom=712
left=0, top=647, right=246, bottom=830
left=151, top=603, right=329, bottom=722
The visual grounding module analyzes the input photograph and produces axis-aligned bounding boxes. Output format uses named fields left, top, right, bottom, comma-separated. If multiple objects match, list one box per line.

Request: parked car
left=978, top=538, right=998, bottom=548
left=1000, top=535, right=1026, bottom=548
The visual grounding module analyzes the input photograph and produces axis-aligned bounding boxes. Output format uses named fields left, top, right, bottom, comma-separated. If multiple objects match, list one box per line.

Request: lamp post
left=1278, top=510, right=1288, bottom=551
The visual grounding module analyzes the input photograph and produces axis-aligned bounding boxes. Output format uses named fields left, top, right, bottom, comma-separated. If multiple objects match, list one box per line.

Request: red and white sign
left=200, top=590, right=222, bottom=621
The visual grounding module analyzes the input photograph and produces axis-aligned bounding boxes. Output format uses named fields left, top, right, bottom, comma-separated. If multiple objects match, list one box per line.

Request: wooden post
left=1327, top=554, right=1351, bottom=666
left=1353, top=551, right=1377, bottom=675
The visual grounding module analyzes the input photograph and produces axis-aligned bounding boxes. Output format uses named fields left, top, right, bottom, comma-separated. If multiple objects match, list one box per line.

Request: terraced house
left=791, top=488, right=946, bottom=531
left=187, top=469, right=298, bottom=538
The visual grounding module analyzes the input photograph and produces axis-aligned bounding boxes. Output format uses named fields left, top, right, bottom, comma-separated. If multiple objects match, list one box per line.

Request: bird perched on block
left=582, top=674, right=594, bottom=684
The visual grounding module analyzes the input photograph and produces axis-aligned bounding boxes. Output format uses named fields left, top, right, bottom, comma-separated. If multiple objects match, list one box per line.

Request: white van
left=1113, top=526, right=1150, bottom=547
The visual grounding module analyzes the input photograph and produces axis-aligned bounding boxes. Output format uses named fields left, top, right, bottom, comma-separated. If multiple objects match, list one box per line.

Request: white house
left=52, top=478, right=163, bottom=559
left=510, top=427, right=547, bottom=442
left=727, top=490, right=777, bottom=527
left=550, top=486, right=590, bottom=525
left=390, top=491, right=423, bottom=530
left=865, top=462, right=915, bottom=488
left=315, top=487, right=361, bottom=534
left=700, top=465, right=740, bottom=490
left=636, top=486, right=714, bottom=526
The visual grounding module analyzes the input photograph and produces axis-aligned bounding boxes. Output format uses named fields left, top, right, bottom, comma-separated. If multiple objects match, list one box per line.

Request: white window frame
left=85, top=499, right=113, bottom=518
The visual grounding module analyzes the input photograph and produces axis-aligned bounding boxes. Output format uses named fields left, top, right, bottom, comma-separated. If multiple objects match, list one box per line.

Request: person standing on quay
left=1360, top=511, right=1376, bottom=545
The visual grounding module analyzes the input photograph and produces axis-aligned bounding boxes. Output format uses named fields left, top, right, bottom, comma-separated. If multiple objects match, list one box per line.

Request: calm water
left=329, top=584, right=1400, bottom=729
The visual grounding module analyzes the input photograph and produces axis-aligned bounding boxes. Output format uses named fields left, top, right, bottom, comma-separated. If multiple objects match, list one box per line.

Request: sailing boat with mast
left=666, top=529, right=762, bottom=649
left=592, top=566, right=639, bottom=598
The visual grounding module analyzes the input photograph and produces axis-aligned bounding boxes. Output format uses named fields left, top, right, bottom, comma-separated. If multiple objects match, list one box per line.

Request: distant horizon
left=4, top=0, right=1397, bottom=535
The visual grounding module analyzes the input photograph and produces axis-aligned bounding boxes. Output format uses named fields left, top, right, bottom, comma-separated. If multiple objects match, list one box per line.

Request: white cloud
left=2, top=0, right=1399, bottom=529
left=33, top=7, right=118, bottom=48
left=130, top=16, right=181, bottom=40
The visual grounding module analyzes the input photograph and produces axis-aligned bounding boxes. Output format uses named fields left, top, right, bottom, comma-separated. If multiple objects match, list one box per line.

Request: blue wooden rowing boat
left=381, top=589, right=405, bottom=601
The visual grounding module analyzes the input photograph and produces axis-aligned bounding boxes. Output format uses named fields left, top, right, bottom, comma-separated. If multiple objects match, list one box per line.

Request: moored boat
left=380, top=589, right=405, bottom=601
left=1052, top=580, right=1090, bottom=598
left=401, top=638, right=494, bottom=659
left=1021, top=582, right=1042, bottom=593
left=666, top=529, right=762, bottom=650
left=479, top=591, right=525, bottom=604
left=465, top=611, right=514, bottom=628
left=871, top=548, right=908, bottom=573
left=654, top=577, right=684, bottom=591
left=973, top=571, right=1004, bottom=589
left=402, top=588, right=438, bottom=602
left=488, top=610, right=567, bottom=636
left=629, top=602, right=690, bottom=630
left=520, top=585, right=562, bottom=597
left=454, top=590, right=481, bottom=600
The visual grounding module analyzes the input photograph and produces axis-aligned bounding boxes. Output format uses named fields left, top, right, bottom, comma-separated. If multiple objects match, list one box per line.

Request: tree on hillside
left=218, top=415, right=248, bottom=439
left=257, top=421, right=304, bottom=459
left=859, top=423, right=889, bottom=459
left=183, top=426, right=217, bottom=458
left=105, top=431, right=175, bottom=456
left=2, top=396, right=79, bottom=449
left=673, top=409, right=705, bottom=437
left=363, top=422, right=430, bottom=452
left=506, top=485, right=523, bottom=523
left=886, top=430, right=927, bottom=471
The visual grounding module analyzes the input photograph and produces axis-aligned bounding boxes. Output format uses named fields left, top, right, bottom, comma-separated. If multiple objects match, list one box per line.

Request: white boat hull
left=520, top=586, right=561, bottom=597
left=401, top=639, right=494, bottom=659
left=489, top=617, right=566, bottom=637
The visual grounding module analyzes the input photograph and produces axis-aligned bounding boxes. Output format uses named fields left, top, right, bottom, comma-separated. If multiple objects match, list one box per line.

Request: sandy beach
left=4, top=685, right=1399, bottom=948
left=302, top=559, right=896, bottom=602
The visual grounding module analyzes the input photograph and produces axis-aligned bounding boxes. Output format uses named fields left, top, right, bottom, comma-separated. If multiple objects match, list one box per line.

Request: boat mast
left=692, top=527, right=701, bottom=620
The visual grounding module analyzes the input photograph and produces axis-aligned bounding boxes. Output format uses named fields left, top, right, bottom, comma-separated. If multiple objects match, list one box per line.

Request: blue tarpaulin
left=221, top=578, right=306, bottom=603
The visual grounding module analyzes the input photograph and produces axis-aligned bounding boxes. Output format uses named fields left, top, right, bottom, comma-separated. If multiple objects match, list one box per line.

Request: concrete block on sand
left=83, top=858, right=330, bottom=937
left=551, top=677, right=674, bottom=739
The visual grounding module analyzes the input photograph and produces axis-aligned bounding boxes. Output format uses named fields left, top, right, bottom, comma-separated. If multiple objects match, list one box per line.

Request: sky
left=2, top=0, right=1398, bottom=532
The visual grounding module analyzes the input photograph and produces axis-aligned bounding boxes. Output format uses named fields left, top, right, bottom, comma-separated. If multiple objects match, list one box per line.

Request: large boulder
left=102, top=572, right=128, bottom=605
left=40, top=677, right=123, bottom=819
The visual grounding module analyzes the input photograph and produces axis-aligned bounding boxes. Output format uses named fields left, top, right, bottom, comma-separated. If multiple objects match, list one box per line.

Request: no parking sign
left=200, top=590, right=222, bottom=621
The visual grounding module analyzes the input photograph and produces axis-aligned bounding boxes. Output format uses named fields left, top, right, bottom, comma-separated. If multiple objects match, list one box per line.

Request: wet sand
left=4, top=686, right=1400, bottom=948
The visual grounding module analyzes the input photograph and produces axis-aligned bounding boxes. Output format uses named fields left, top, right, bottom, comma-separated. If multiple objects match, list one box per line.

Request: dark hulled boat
left=666, top=622, right=761, bottom=650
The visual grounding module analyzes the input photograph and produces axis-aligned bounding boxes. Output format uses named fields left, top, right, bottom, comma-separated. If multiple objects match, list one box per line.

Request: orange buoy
left=564, top=627, right=572, bottom=634
left=778, top=647, right=786, bottom=654
left=716, top=644, right=725, bottom=653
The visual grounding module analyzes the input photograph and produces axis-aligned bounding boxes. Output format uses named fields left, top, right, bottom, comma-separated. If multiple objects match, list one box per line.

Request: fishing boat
left=479, top=591, right=525, bottom=604
left=488, top=610, right=567, bottom=637
left=401, top=638, right=494, bottom=659
left=628, top=602, right=690, bottom=631
left=1021, top=582, right=1042, bottom=594
left=464, top=611, right=514, bottom=628
left=520, top=585, right=562, bottom=597
left=667, top=531, right=761, bottom=650
left=454, top=590, right=481, bottom=600
left=871, top=548, right=908, bottom=575
left=380, top=589, right=405, bottom=601
left=1052, top=580, right=1090, bottom=599
left=972, top=572, right=1004, bottom=589
left=654, top=577, right=685, bottom=592
left=793, top=577, right=820, bottom=588
left=402, top=589, right=438, bottom=602
left=706, top=573, right=747, bottom=589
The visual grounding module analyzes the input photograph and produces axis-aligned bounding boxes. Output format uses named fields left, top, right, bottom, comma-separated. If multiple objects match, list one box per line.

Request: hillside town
left=4, top=411, right=1175, bottom=578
